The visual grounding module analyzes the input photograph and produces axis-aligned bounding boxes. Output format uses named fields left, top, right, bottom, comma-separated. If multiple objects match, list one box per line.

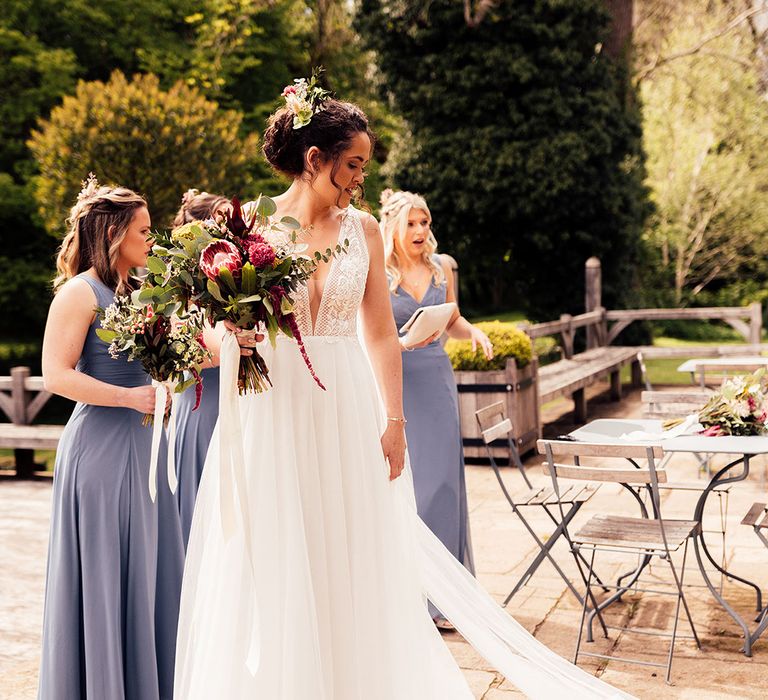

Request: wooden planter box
left=454, top=357, right=540, bottom=461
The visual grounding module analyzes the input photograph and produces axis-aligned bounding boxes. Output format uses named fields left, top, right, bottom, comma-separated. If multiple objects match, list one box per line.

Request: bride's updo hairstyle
left=54, top=174, right=147, bottom=293
left=263, top=99, right=374, bottom=204
left=379, top=189, right=444, bottom=294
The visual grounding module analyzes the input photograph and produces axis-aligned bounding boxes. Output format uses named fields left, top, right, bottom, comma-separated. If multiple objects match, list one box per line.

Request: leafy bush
left=28, top=70, right=260, bottom=234
left=446, top=321, right=532, bottom=371
left=357, top=0, right=649, bottom=319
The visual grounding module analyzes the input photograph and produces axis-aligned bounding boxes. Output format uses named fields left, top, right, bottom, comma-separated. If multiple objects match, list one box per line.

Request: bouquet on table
left=664, top=369, right=768, bottom=436
left=143, top=195, right=347, bottom=393
left=96, top=296, right=210, bottom=499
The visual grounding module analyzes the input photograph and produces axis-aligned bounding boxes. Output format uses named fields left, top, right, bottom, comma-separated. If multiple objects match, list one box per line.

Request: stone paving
left=3, top=382, right=768, bottom=698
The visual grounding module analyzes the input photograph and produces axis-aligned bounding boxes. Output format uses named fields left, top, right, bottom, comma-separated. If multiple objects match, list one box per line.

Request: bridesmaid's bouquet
left=143, top=195, right=346, bottom=393
left=96, top=297, right=209, bottom=424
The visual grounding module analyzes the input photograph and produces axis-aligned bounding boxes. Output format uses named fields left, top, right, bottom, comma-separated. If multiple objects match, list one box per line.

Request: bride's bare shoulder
left=355, top=209, right=380, bottom=238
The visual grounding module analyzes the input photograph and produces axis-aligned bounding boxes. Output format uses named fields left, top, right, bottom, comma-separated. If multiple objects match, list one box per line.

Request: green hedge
left=445, top=321, right=532, bottom=371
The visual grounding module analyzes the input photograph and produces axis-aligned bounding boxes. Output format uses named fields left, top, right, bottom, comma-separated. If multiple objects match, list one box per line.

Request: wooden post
left=585, top=258, right=602, bottom=349
left=560, top=314, right=574, bottom=359
left=610, top=370, right=622, bottom=401
left=10, top=366, right=35, bottom=478
left=573, top=388, right=587, bottom=423
left=750, top=302, right=762, bottom=345
left=631, top=357, right=643, bottom=388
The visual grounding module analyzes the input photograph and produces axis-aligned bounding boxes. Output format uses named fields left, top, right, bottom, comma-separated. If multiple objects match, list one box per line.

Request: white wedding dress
left=174, top=207, right=632, bottom=699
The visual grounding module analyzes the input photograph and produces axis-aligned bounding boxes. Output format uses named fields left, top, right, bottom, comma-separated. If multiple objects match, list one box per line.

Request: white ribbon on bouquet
left=148, top=379, right=180, bottom=502
left=217, top=332, right=262, bottom=673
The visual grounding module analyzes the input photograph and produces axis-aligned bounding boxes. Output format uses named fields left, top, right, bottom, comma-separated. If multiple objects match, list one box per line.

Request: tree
left=357, top=0, right=649, bottom=319
left=29, top=71, right=260, bottom=234
left=636, top=0, right=768, bottom=305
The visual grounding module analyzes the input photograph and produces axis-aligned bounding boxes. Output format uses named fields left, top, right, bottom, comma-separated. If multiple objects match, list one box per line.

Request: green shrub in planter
left=445, top=321, right=532, bottom=371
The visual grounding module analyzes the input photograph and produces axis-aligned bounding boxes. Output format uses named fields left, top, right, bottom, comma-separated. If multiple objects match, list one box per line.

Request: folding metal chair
left=539, top=438, right=701, bottom=684
left=475, top=402, right=604, bottom=607
left=741, top=503, right=768, bottom=640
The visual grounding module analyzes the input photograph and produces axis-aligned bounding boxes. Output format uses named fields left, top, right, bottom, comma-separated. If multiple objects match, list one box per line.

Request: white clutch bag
left=399, top=302, right=457, bottom=347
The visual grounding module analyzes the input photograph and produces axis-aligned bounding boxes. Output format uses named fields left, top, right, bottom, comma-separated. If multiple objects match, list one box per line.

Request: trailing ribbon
left=149, top=379, right=180, bottom=502
left=217, top=333, right=261, bottom=673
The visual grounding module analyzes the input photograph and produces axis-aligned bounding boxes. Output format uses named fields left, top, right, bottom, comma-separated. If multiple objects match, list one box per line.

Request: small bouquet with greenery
left=96, top=297, right=210, bottom=425
left=143, top=196, right=347, bottom=393
left=664, top=370, right=768, bottom=436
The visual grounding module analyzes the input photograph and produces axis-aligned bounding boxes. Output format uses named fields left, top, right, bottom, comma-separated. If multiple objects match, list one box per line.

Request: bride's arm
left=359, top=213, right=407, bottom=481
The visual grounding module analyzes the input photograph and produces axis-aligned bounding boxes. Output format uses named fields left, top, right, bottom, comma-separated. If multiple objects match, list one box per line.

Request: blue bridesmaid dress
left=390, top=260, right=474, bottom=618
left=38, top=274, right=184, bottom=700
left=174, top=366, right=219, bottom=548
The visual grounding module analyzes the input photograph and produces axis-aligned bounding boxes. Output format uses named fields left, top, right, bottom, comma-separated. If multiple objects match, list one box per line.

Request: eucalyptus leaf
left=280, top=216, right=301, bottom=229
left=256, top=195, right=277, bottom=218
left=95, top=328, right=117, bottom=343
left=146, top=257, right=167, bottom=275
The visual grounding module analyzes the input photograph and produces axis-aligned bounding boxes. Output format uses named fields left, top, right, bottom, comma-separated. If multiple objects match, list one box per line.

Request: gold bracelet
left=387, top=416, right=407, bottom=424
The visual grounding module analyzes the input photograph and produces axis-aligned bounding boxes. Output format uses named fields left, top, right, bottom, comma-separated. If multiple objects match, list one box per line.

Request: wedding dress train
left=174, top=207, right=631, bottom=699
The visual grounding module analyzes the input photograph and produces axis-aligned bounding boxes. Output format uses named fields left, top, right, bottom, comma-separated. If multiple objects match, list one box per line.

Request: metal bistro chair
left=741, top=503, right=768, bottom=641
left=641, top=390, right=730, bottom=591
left=538, top=439, right=701, bottom=684
left=475, top=402, right=604, bottom=608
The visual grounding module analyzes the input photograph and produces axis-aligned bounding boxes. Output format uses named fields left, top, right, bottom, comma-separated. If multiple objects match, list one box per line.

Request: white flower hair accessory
left=77, top=172, right=101, bottom=202
left=281, top=71, right=331, bottom=130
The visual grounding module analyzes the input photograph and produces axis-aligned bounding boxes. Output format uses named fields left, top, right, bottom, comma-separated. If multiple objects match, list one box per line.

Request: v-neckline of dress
left=307, top=209, right=348, bottom=334
left=398, top=276, right=434, bottom=306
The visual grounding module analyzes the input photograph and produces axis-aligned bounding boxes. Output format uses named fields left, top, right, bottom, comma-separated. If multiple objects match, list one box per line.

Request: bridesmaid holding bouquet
left=38, top=176, right=184, bottom=700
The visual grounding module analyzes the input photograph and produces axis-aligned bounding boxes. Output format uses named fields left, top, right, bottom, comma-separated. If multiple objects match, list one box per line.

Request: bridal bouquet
left=143, top=196, right=347, bottom=393
left=96, top=297, right=209, bottom=424
left=664, top=370, right=768, bottom=436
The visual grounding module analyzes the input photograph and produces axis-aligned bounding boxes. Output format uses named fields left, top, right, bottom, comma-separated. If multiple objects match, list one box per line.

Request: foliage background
left=2, top=0, right=768, bottom=350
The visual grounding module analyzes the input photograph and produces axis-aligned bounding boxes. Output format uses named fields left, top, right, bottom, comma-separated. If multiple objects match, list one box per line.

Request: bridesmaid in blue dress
left=171, top=190, right=230, bottom=547
left=38, top=177, right=184, bottom=699
left=379, top=190, right=494, bottom=626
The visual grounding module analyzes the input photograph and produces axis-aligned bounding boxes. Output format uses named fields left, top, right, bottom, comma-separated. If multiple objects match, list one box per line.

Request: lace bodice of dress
left=293, top=207, right=369, bottom=338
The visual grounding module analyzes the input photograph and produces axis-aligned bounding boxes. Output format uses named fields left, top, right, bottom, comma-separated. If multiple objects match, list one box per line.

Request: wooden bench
left=0, top=367, right=62, bottom=477
left=538, top=346, right=639, bottom=422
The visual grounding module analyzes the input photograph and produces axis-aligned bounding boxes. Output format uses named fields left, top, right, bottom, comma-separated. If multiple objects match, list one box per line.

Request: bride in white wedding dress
left=174, top=88, right=632, bottom=699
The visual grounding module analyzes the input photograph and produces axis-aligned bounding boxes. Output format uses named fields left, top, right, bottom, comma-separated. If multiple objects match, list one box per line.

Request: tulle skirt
left=175, top=335, right=632, bottom=700
left=175, top=336, right=470, bottom=698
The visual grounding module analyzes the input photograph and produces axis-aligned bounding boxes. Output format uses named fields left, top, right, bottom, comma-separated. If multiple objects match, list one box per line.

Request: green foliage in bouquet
left=696, top=370, right=768, bottom=437
left=28, top=70, right=259, bottom=235
left=144, top=195, right=348, bottom=393
left=95, top=296, right=210, bottom=423
left=445, top=321, right=532, bottom=371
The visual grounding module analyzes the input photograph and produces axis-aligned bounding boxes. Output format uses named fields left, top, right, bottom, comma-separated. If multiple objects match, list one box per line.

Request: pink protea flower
left=248, top=238, right=276, bottom=269
left=282, top=85, right=298, bottom=97
left=200, top=240, right=242, bottom=281
left=700, top=425, right=725, bottom=437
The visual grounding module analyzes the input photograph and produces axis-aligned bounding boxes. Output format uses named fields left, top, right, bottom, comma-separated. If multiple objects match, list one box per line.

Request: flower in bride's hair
left=200, top=240, right=242, bottom=282
left=246, top=236, right=276, bottom=269
left=281, top=71, right=330, bottom=129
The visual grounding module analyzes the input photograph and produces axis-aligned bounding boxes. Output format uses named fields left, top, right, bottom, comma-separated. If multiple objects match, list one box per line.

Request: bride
left=174, top=83, right=631, bottom=699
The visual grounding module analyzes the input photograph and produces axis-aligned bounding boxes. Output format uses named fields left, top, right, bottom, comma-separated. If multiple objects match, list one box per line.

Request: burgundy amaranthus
left=271, top=286, right=325, bottom=391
